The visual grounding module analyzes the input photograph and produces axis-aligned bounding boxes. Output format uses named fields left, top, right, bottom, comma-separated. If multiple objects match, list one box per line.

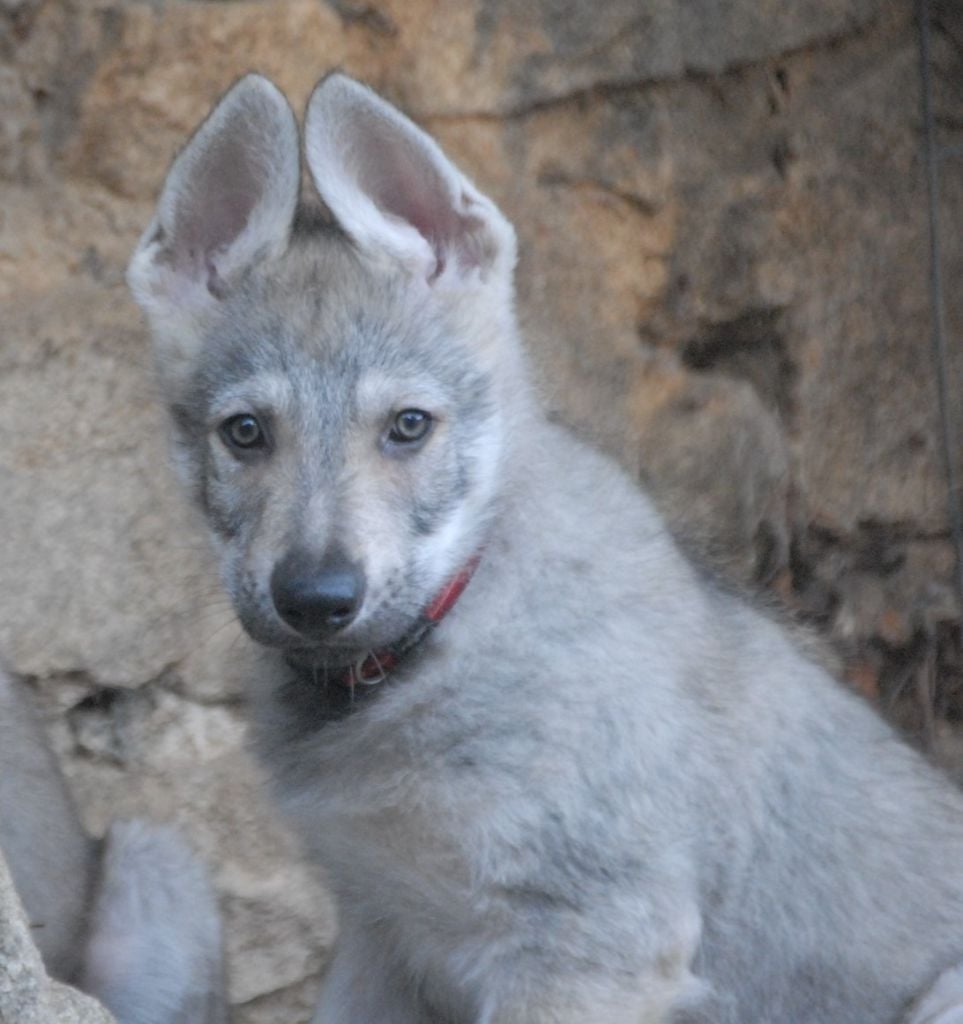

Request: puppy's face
left=129, top=74, right=520, bottom=667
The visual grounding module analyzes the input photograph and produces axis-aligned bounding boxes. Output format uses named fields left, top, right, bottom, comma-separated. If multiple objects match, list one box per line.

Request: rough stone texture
left=0, top=849, right=116, bottom=1024
left=43, top=676, right=336, bottom=1017
left=1, top=0, right=961, bottom=1020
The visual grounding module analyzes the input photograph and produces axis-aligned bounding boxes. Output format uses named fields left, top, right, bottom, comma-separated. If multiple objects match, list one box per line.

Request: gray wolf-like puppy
left=128, top=72, right=963, bottom=1023
left=0, top=668, right=227, bottom=1023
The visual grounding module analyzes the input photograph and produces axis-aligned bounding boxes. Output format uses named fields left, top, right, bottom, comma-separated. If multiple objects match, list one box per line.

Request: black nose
left=271, top=548, right=366, bottom=639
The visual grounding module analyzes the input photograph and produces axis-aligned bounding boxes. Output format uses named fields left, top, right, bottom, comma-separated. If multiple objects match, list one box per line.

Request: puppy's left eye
left=388, top=409, right=433, bottom=445
left=220, top=413, right=265, bottom=451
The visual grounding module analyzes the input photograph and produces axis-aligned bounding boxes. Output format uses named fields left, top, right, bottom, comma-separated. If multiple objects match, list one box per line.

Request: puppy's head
left=130, top=74, right=526, bottom=665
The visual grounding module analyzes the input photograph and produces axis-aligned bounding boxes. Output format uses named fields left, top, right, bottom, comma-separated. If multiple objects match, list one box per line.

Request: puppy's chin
left=238, top=608, right=422, bottom=669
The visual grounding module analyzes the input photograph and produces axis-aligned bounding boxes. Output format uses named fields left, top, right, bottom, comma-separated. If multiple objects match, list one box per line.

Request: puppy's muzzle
left=271, top=547, right=366, bottom=639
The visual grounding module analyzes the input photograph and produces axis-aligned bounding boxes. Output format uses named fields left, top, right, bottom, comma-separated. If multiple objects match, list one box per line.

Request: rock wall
left=0, top=852, right=116, bottom=1024
left=1, top=1, right=961, bottom=1020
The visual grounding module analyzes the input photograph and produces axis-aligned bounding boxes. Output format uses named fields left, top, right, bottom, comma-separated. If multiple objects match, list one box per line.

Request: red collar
left=342, top=553, right=481, bottom=687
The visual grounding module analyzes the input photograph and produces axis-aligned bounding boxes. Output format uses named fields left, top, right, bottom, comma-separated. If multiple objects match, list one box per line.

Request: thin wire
left=918, top=0, right=963, bottom=609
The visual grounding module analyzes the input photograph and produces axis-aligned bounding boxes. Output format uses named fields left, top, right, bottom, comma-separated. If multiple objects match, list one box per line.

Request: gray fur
left=0, top=669, right=227, bottom=1023
left=131, top=72, right=963, bottom=1023
left=0, top=666, right=98, bottom=984
left=81, top=821, right=228, bottom=1024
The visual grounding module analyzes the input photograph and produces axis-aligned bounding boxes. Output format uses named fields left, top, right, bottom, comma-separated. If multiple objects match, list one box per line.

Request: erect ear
left=304, top=73, right=516, bottom=286
left=128, top=74, right=299, bottom=325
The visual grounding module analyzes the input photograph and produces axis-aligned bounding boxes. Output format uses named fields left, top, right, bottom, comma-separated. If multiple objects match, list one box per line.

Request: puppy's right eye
left=220, top=414, right=265, bottom=451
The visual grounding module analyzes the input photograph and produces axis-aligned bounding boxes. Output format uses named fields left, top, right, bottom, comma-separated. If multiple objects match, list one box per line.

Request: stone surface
left=0, top=849, right=115, bottom=1024
left=1, top=0, right=961, bottom=1020
left=0, top=280, right=217, bottom=684
left=38, top=676, right=336, bottom=1020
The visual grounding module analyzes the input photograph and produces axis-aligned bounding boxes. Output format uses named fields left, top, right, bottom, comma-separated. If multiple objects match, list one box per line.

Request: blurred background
left=1, top=0, right=961, bottom=1020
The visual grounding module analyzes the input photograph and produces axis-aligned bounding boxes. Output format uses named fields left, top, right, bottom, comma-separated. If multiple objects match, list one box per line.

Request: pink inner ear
left=349, top=118, right=487, bottom=276
left=171, top=137, right=265, bottom=284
